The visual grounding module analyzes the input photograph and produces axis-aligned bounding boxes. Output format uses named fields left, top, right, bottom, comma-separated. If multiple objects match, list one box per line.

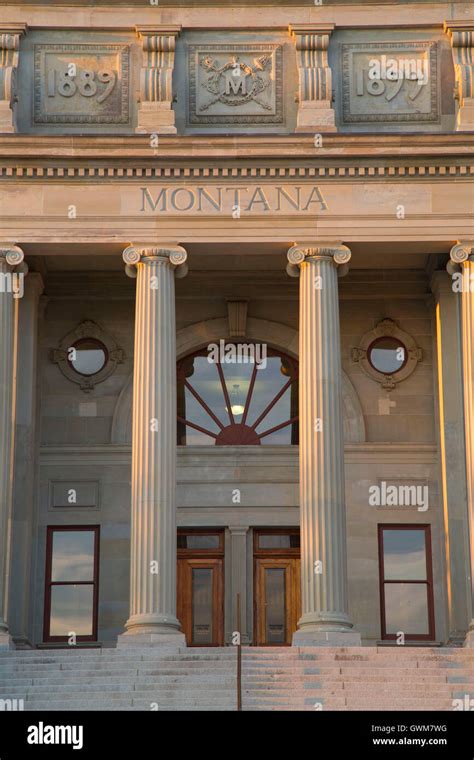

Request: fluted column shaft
left=448, top=243, right=474, bottom=645
left=121, top=244, right=187, bottom=642
left=0, top=245, right=26, bottom=648
left=287, top=244, right=359, bottom=645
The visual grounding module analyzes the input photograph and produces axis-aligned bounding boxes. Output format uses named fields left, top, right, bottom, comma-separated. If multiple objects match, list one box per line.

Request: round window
left=368, top=336, right=407, bottom=375
left=68, top=338, right=108, bottom=377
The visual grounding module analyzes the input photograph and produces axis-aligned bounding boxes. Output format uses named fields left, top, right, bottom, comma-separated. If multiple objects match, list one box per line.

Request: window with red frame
left=44, top=526, right=100, bottom=643
left=378, top=525, right=435, bottom=641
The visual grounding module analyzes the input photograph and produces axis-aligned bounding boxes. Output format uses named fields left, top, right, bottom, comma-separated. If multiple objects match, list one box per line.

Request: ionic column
left=447, top=242, right=474, bottom=646
left=0, top=244, right=27, bottom=649
left=119, top=243, right=188, bottom=646
left=287, top=244, right=360, bottom=646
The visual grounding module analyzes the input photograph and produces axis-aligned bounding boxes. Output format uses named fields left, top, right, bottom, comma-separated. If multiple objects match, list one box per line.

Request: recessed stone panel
left=50, top=480, right=99, bottom=509
left=34, top=43, right=130, bottom=124
left=187, top=43, right=282, bottom=126
left=342, top=41, right=439, bottom=124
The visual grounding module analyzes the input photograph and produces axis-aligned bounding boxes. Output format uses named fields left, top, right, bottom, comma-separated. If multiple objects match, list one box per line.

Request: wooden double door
left=254, top=529, right=301, bottom=646
left=176, top=528, right=301, bottom=647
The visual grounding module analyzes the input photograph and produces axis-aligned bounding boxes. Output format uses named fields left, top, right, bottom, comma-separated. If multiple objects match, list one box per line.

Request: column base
left=0, top=631, right=16, bottom=650
left=292, top=614, right=361, bottom=647
left=463, top=625, right=474, bottom=647
left=118, top=614, right=186, bottom=649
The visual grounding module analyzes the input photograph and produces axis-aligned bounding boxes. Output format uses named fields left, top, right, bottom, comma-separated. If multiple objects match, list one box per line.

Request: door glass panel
left=265, top=568, right=286, bottom=644
left=258, top=534, right=300, bottom=549
left=51, top=531, right=95, bottom=582
left=383, top=529, right=427, bottom=580
left=384, top=583, right=430, bottom=635
left=192, top=568, right=213, bottom=644
left=178, top=534, right=220, bottom=550
left=49, top=585, right=94, bottom=636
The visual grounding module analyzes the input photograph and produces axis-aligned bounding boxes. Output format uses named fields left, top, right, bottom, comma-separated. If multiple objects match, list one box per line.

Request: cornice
left=0, top=135, right=473, bottom=182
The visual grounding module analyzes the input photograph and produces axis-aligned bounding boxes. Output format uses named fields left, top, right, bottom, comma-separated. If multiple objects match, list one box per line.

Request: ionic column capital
left=0, top=243, right=27, bottom=273
left=123, top=243, right=188, bottom=279
left=447, top=241, right=474, bottom=274
left=287, top=243, right=351, bottom=277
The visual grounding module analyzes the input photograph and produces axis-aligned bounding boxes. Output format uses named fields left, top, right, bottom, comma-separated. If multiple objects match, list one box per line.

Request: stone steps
left=2, top=646, right=474, bottom=710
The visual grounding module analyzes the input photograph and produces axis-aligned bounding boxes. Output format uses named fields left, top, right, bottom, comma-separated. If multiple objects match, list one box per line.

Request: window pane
left=50, top=584, right=94, bottom=636
left=192, top=568, right=213, bottom=644
left=383, top=529, right=427, bottom=580
left=369, top=337, right=405, bottom=374
left=259, top=534, right=300, bottom=549
left=384, top=583, right=429, bottom=635
left=178, top=534, right=220, bottom=550
left=247, top=355, right=291, bottom=426
left=51, top=531, right=95, bottom=582
left=221, top=359, right=255, bottom=420
left=182, top=388, right=221, bottom=439
left=71, top=339, right=106, bottom=376
left=180, top=354, right=229, bottom=434
left=256, top=385, right=294, bottom=444
left=265, top=568, right=286, bottom=644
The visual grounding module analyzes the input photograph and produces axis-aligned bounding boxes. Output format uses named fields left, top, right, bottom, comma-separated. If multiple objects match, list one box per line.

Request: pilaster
left=431, top=270, right=471, bottom=643
left=446, top=243, right=474, bottom=647
left=0, top=244, right=26, bottom=650
left=9, top=273, right=44, bottom=648
left=228, top=526, right=250, bottom=645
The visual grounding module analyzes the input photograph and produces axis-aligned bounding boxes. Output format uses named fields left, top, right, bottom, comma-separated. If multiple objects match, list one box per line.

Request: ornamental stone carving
left=342, top=41, right=439, bottom=125
left=34, top=43, right=130, bottom=125
left=123, top=244, right=188, bottom=279
left=0, top=25, right=27, bottom=133
left=287, top=244, right=351, bottom=278
left=51, top=320, right=124, bottom=393
left=290, top=24, right=336, bottom=132
left=0, top=244, right=26, bottom=270
left=188, top=44, right=283, bottom=126
left=135, top=25, right=181, bottom=134
left=351, top=318, right=422, bottom=391
left=445, top=21, right=474, bottom=131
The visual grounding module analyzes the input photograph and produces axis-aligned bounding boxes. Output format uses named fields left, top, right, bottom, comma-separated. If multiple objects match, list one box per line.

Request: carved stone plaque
left=34, top=44, right=130, bottom=124
left=342, top=41, right=439, bottom=124
left=188, top=44, right=283, bottom=125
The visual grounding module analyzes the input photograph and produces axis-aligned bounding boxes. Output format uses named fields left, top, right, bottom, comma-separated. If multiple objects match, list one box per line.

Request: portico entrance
left=254, top=529, right=301, bottom=646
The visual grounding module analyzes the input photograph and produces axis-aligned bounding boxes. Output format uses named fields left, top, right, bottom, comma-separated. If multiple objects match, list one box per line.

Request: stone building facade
left=0, top=0, right=473, bottom=654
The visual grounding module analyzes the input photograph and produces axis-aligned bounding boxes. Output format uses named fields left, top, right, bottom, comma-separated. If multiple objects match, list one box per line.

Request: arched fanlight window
left=177, top=345, right=299, bottom=445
